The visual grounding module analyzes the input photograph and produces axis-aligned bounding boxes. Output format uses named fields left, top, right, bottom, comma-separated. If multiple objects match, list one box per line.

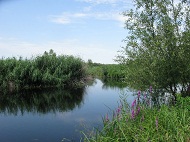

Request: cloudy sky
left=0, top=0, right=133, bottom=64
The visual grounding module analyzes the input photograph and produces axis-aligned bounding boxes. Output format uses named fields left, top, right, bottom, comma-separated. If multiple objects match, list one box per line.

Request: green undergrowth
left=86, top=63, right=126, bottom=80
left=84, top=93, right=190, bottom=142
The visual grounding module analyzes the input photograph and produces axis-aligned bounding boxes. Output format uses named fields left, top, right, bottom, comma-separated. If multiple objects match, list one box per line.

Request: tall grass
left=0, top=49, right=87, bottom=91
left=87, top=63, right=126, bottom=80
left=84, top=92, right=190, bottom=141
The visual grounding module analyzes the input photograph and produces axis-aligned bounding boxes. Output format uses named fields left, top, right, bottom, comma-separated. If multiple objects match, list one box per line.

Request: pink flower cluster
left=131, top=92, right=141, bottom=119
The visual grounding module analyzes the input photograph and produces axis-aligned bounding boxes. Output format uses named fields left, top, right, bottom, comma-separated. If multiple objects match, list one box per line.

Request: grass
left=0, top=49, right=88, bottom=92
left=84, top=91, right=190, bottom=142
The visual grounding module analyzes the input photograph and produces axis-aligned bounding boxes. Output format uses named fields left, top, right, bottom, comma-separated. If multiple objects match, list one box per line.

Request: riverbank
left=84, top=93, right=190, bottom=141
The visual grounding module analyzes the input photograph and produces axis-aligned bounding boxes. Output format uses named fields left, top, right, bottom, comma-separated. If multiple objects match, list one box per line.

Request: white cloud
left=83, top=6, right=92, bottom=12
left=50, top=16, right=71, bottom=24
left=93, top=12, right=127, bottom=23
left=73, top=13, right=87, bottom=18
left=76, top=0, right=128, bottom=5
left=49, top=12, right=88, bottom=24
left=0, top=38, right=117, bottom=63
left=49, top=11, right=127, bottom=26
left=49, top=0, right=132, bottom=25
left=0, top=39, right=48, bottom=58
left=114, top=14, right=126, bottom=23
left=49, top=14, right=71, bottom=25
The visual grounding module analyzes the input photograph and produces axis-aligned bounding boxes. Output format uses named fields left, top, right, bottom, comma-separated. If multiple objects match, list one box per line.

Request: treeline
left=87, top=60, right=126, bottom=80
left=0, top=49, right=87, bottom=92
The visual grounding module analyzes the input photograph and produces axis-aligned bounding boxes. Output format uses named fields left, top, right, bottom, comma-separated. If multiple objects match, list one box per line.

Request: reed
left=0, top=49, right=87, bottom=91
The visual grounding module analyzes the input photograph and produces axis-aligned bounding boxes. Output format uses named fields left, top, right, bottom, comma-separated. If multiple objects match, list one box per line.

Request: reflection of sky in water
left=0, top=79, right=135, bottom=142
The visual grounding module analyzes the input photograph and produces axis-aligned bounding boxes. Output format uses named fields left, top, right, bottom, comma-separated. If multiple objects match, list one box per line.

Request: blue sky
left=0, top=0, right=133, bottom=64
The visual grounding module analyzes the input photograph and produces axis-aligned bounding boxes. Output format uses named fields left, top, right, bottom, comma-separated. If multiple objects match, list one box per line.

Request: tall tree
left=116, top=0, right=190, bottom=97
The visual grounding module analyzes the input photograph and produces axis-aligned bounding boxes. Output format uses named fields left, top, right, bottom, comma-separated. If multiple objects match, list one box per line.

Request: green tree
left=87, top=59, right=93, bottom=66
left=116, top=0, right=190, bottom=97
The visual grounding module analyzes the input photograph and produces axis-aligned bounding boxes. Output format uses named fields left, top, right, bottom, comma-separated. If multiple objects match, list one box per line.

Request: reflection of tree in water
left=133, top=89, right=174, bottom=107
left=101, top=78, right=127, bottom=90
left=150, top=89, right=175, bottom=106
left=0, top=87, right=86, bottom=115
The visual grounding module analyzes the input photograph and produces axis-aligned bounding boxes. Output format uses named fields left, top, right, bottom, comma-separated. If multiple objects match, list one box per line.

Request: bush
left=0, top=49, right=87, bottom=91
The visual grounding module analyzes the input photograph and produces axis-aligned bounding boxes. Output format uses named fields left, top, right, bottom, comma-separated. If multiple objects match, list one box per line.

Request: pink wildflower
left=138, top=90, right=141, bottom=98
left=144, top=93, right=147, bottom=100
left=131, top=99, right=136, bottom=108
left=131, top=109, right=135, bottom=119
left=117, top=107, right=121, bottom=115
left=136, top=106, right=140, bottom=115
left=150, top=86, right=152, bottom=93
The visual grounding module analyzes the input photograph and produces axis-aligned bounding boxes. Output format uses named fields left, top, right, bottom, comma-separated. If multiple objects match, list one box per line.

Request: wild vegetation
left=87, top=60, right=126, bottom=80
left=84, top=0, right=190, bottom=141
left=0, top=49, right=87, bottom=92
left=84, top=91, right=190, bottom=142
left=1, top=0, right=190, bottom=141
left=116, top=0, right=190, bottom=98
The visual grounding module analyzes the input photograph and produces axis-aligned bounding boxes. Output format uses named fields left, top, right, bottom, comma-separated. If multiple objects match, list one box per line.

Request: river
left=0, top=79, right=135, bottom=142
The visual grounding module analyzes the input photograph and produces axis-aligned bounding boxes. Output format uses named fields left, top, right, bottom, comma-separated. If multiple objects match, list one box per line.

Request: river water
left=0, top=79, right=135, bottom=142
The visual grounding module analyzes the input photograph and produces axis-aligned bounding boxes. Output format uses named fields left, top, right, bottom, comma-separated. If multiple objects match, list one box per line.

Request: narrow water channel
left=0, top=79, right=134, bottom=142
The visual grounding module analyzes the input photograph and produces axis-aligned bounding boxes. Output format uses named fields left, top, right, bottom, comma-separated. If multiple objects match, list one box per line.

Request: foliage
left=116, top=0, right=190, bottom=97
left=84, top=92, right=190, bottom=142
left=87, top=62, right=104, bottom=78
left=0, top=49, right=87, bottom=91
left=87, top=62, right=126, bottom=80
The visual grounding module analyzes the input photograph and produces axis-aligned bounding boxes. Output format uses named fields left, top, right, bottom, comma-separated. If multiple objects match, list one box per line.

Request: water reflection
left=132, top=89, right=175, bottom=108
left=0, top=79, right=133, bottom=142
left=150, top=90, right=175, bottom=106
left=101, top=78, right=127, bottom=89
left=0, top=87, right=86, bottom=115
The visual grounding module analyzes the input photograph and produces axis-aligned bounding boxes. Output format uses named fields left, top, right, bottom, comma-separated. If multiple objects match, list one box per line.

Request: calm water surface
left=0, top=79, right=134, bottom=142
